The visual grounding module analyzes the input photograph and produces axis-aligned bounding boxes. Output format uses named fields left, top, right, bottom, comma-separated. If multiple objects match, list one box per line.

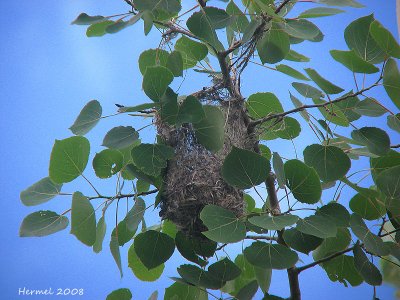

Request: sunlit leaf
left=383, top=58, right=400, bottom=110
left=296, top=214, right=337, bottom=238
left=298, top=7, right=344, bottom=18
left=106, top=288, right=132, bottom=300
left=142, top=66, right=174, bottom=101
left=248, top=214, right=299, bottom=231
left=351, top=127, right=390, bottom=156
left=257, top=23, right=290, bottom=64
left=305, top=68, right=344, bottom=94
left=128, top=243, right=164, bottom=281
left=102, top=126, right=139, bottom=149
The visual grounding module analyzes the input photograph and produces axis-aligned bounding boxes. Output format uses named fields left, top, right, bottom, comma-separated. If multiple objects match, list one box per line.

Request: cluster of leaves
left=20, top=0, right=400, bottom=299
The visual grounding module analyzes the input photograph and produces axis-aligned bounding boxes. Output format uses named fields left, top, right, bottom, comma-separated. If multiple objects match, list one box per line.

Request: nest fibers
left=157, top=99, right=258, bottom=236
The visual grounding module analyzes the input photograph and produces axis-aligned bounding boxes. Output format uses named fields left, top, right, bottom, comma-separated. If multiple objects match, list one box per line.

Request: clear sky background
left=1, top=0, right=399, bottom=299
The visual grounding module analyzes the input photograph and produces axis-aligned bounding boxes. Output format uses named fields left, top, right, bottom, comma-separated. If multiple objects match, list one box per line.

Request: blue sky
left=1, top=0, right=399, bottom=299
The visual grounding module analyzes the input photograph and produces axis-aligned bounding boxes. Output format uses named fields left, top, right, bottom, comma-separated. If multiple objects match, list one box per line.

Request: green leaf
left=167, top=51, right=183, bottom=77
left=285, top=49, right=310, bottom=62
left=261, top=117, right=301, bottom=140
left=298, top=7, right=344, bottom=18
left=383, top=58, right=400, bottom=110
left=112, top=218, right=136, bottom=247
left=296, top=214, right=337, bottom=238
left=235, top=280, right=259, bottom=300
left=136, top=179, right=150, bottom=194
left=164, top=282, right=205, bottom=300
left=93, top=216, right=106, bottom=253
left=370, top=20, right=400, bottom=58
left=203, top=7, right=231, bottom=29
left=222, top=147, right=270, bottom=189
left=193, top=105, right=225, bottom=152
left=272, top=152, right=285, bottom=188
left=126, top=197, right=146, bottom=233
left=316, top=203, right=350, bottom=227
left=20, top=177, right=62, bottom=206
left=304, top=68, right=344, bottom=94
left=70, top=192, right=96, bottom=246
left=330, top=50, right=379, bottom=74
left=322, top=255, right=363, bottom=287
left=117, top=103, right=157, bottom=113
left=353, top=244, right=382, bottom=286
left=290, top=93, right=310, bottom=121
left=131, top=0, right=181, bottom=21
left=138, top=49, right=169, bottom=75
left=388, top=114, right=400, bottom=133
left=105, top=13, right=143, bottom=34
left=175, top=36, right=208, bottom=69
left=175, top=231, right=207, bottom=267
left=106, top=288, right=132, bottom=300
left=19, top=211, right=69, bottom=237
left=142, top=66, right=174, bottom=101
left=351, top=127, right=390, bottom=156
left=176, top=95, right=205, bottom=125
left=69, top=100, right=102, bottom=135
left=227, top=0, right=249, bottom=32
left=318, top=0, right=363, bottom=7
left=158, top=87, right=179, bottom=125
left=128, top=243, right=164, bottom=281
left=186, top=11, right=224, bottom=51
left=102, top=126, right=139, bottom=149
left=349, top=190, right=385, bottom=220
left=242, top=19, right=262, bottom=43
left=257, top=23, right=290, bottom=64
left=312, top=98, right=349, bottom=127
left=110, top=233, right=123, bottom=277
left=375, top=165, right=400, bottom=199
left=259, top=144, right=272, bottom=160
left=255, top=267, right=271, bottom=294
left=282, top=19, right=320, bottom=40
left=292, top=82, right=323, bottom=99
left=86, top=20, right=115, bottom=37
left=131, top=143, right=174, bottom=176
left=249, top=214, right=299, bottom=231
left=303, top=144, right=351, bottom=182
left=177, top=264, right=223, bottom=289
left=208, top=258, right=242, bottom=282
left=71, top=13, right=105, bottom=25
left=246, top=92, right=284, bottom=118
left=244, top=242, right=298, bottom=269
left=354, top=98, right=386, bottom=117
left=200, top=205, right=246, bottom=243
left=49, top=136, right=90, bottom=184
left=283, top=228, right=323, bottom=254
left=134, top=230, right=175, bottom=269
left=276, top=64, right=310, bottom=81
left=313, top=228, right=351, bottom=260
left=350, top=214, right=390, bottom=256
left=344, top=15, right=385, bottom=64
left=370, top=149, right=400, bottom=180
left=284, top=159, right=322, bottom=204
left=92, top=149, right=123, bottom=179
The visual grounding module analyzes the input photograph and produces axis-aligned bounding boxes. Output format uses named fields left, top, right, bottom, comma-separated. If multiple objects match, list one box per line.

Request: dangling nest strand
left=158, top=97, right=257, bottom=237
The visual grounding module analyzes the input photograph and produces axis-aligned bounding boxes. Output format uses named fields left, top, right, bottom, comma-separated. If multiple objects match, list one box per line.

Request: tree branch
left=379, top=227, right=400, bottom=238
left=297, top=246, right=355, bottom=273
left=249, top=81, right=381, bottom=128
left=265, top=172, right=281, bottom=215
left=287, top=267, right=301, bottom=300
left=246, top=235, right=278, bottom=241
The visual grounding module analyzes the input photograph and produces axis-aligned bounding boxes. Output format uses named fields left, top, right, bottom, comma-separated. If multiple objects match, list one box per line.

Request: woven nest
left=157, top=98, right=258, bottom=236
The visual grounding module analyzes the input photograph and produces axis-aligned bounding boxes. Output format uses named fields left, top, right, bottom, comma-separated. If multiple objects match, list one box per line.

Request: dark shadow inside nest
left=158, top=100, right=257, bottom=237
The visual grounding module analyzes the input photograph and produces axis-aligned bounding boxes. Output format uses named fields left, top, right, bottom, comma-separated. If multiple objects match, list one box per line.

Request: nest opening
left=158, top=98, right=257, bottom=237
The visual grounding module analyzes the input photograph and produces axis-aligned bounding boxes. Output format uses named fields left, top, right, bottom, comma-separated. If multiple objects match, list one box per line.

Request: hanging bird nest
left=157, top=96, right=258, bottom=237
